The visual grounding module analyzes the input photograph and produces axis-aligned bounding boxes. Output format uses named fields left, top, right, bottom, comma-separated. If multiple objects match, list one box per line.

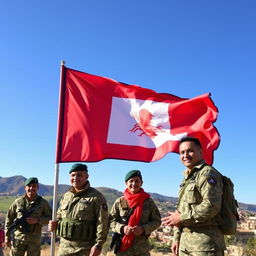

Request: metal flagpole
left=50, top=60, right=66, bottom=256
left=50, top=163, right=59, bottom=256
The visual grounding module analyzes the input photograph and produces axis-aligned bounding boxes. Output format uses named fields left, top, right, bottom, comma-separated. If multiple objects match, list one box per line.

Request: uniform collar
left=24, top=194, right=39, bottom=202
left=184, top=160, right=205, bottom=179
left=192, top=160, right=205, bottom=170
left=70, top=180, right=90, bottom=195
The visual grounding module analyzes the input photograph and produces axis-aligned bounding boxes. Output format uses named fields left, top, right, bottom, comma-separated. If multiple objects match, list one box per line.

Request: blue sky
left=0, top=1, right=255, bottom=204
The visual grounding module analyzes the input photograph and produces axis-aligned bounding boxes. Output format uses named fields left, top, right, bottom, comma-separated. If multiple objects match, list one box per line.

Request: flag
left=56, top=66, right=220, bottom=164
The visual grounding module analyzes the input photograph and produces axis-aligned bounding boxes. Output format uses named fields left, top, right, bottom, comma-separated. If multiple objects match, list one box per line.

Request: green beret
left=24, top=177, right=38, bottom=186
left=69, top=163, right=88, bottom=174
left=125, top=170, right=142, bottom=182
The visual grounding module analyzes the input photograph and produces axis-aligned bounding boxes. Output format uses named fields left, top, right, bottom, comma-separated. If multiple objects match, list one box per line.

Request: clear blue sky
left=0, top=1, right=255, bottom=204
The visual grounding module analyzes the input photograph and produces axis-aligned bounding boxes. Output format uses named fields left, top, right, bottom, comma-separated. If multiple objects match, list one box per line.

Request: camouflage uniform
left=56, top=181, right=109, bottom=256
left=109, top=196, right=161, bottom=256
left=5, top=195, right=52, bottom=256
left=173, top=161, right=226, bottom=256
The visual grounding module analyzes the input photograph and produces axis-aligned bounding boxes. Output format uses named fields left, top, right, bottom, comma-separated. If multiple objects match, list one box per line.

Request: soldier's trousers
left=117, top=252, right=150, bottom=256
left=58, top=249, right=91, bottom=256
left=116, top=247, right=150, bottom=256
left=179, top=249, right=224, bottom=256
left=10, top=239, right=41, bottom=256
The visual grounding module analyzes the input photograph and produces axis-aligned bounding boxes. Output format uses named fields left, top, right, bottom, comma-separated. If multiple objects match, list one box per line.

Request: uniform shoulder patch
left=203, top=169, right=219, bottom=186
left=207, top=177, right=217, bottom=185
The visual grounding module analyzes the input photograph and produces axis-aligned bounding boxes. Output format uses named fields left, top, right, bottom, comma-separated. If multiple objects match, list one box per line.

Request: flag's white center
left=107, top=97, right=186, bottom=148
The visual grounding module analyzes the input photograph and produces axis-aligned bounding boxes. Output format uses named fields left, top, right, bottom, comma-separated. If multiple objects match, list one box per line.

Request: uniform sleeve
left=180, top=167, right=223, bottom=226
left=109, top=198, right=125, bottom=234
left=95, top=193, right=109, bottom=247
left=38, top=199, right=52, bottom=225
left=141, top=198, right=161, bottom=235
left=5, top=200, right=18, bottom=241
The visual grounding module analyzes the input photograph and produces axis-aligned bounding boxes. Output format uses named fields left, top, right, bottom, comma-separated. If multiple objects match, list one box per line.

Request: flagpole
left=50, top=60, right=66, bottom=256
left=50, top=163, right=59, bottom=256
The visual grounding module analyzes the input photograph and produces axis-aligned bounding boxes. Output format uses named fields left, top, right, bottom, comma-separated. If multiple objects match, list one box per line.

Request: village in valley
left=149, top=208, right=256, bottom=256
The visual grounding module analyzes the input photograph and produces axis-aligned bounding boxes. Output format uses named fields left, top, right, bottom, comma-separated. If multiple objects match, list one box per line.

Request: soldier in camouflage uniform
left=109, top=170, right=161, bottom=256
left=48, top=163, right=109, bottom=256
left=5, top=177, right=52, bottom=256
left=162, top=137, right=226, bottom=256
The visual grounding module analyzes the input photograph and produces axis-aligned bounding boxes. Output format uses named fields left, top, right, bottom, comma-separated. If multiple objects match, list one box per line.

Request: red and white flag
left=56, top=66, right=220, bottom=164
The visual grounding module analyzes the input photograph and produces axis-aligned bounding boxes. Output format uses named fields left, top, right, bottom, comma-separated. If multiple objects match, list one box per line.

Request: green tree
left=244, top=238, right=256, bottom=256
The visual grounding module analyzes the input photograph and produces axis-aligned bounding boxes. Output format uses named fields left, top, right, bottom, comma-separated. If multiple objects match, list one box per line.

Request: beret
left=125, top=170, right=142, bottom=182
left=24, top=177, right=38, bottom=186
left=69, top=163, right=88, bottom=174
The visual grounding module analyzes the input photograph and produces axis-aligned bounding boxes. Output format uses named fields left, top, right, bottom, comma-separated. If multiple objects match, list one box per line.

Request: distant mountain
left=0, top=175, right=26, bottom=195
left=0, top=175, right=255, bottom=213
left=237, top=202, right=256, bottom=212
left=0, top=175, right=70, bottom=196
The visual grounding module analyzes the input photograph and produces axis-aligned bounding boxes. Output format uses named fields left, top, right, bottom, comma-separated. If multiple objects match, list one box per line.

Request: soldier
left=161, top=137, right=226, bottom=256
left=5, top=177, right=52, bottom=256
left=48, top=163, right=109, bottom=256
left=109, top=170, right=161, bottom=256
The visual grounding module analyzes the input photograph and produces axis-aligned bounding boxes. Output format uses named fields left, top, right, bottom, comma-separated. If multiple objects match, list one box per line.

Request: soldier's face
left=179, top=141, right=203, bottom=169
left=25, top=183, right=39, bottom=199
left=126, top=176, right=143, bottom=194
left=70, top=171, right=88, bottom=190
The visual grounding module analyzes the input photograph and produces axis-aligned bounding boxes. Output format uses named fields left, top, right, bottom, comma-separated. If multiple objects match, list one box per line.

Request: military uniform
left=56, top=181, right=109, bottom=256
left=109, top=196, right=161, bottom=256
left=5, top=195, right=52, bottom=256
left=173, top=161, right=226, bottom=256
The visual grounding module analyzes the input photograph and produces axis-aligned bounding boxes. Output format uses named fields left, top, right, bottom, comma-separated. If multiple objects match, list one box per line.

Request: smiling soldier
left=48, top=163, right=109, bottom=256
left=161, top=137, right=226, bottom=256
left=5, top=177, right=52, bottom=256
left=109, top=170, right=161, bottom=256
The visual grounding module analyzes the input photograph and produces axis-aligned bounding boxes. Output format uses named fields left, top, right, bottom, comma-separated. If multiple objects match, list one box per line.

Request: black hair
left=180, top=136, right=202, bottom=148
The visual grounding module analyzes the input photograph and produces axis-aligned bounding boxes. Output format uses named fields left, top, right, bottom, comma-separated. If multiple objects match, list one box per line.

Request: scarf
left=119, top=188, right=150, bottom=252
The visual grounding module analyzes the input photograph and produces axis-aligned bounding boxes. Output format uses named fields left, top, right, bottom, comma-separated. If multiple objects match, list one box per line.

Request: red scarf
left=119, top=188, right=150, bottom=252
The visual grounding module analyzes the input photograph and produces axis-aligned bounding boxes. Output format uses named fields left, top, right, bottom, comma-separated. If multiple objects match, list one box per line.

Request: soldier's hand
left=171, top=241, right=179, bottom=255
left=48, top=220, right=58, bottom=232
left=131, top=225, right=144, bottom=236
left=89, top=244, right=101, bottom=256
left=161, top=213, right=173, bottom=226
left=124, top=225, right=134, bottom=235
left=161, top=210, right=181, bottom=227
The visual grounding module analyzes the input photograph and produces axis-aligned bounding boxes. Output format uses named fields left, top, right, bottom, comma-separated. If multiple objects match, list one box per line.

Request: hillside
left=0, top=175, right=70, bottom=196
left=0, top=176, right=178, bottom=216
left=0, top=175, right=255, bottom=213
